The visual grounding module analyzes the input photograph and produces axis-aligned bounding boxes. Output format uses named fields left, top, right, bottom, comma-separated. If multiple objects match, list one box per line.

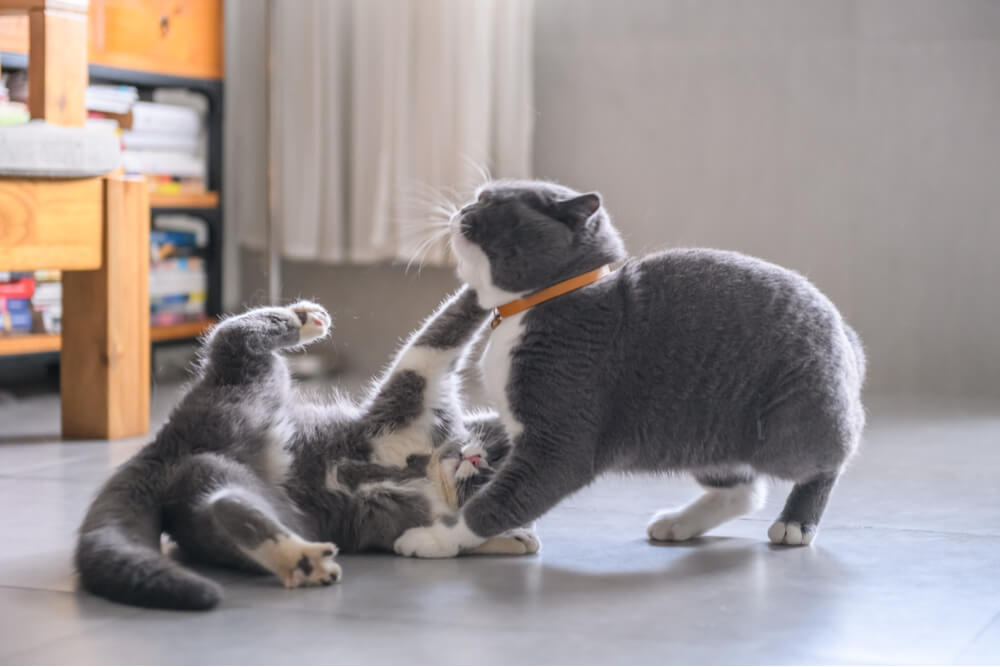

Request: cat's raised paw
left=281, top=541, right=342, bottom=588
left=647, top=509, right=702, bottom=542
left=287, top=301, right=331, bottom=344
left=767, top=520, right=815, bottom=546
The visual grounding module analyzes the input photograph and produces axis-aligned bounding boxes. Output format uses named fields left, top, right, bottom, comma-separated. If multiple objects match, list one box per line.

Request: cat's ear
left=554, top=193, right=602, bottom=228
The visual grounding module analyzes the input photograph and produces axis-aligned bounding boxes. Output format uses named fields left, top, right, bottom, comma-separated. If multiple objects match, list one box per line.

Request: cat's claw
left=767, top=520, right=815, bottom=546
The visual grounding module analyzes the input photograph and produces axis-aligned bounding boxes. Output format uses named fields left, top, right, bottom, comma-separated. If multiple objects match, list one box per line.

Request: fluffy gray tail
left=843, top=324, right=867, bottom=385
left=75, top=455, right=222, bottom=610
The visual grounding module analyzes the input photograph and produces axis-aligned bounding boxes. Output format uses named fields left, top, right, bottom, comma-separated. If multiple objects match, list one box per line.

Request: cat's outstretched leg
left=767, top=473, right=838, bottom=546
left=166, top=454, right=341, bottom=588
left=207, top=301, right=331, bottom=357
left=208, top=490, right=342, bottom=587
left=647, top=470, right=766, bottom=542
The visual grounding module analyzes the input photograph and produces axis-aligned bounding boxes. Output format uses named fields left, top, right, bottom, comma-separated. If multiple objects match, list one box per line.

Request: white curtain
left=237, top=0, right=535, bottom=266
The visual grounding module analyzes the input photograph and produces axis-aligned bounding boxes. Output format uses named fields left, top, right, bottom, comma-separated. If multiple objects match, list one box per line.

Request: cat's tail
left=75, top=454, right=222, bottom=611
left=843, top=323, right=867, bottom=386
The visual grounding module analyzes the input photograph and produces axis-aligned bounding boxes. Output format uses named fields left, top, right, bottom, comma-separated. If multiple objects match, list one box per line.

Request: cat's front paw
left=394, top=524, right=462, bottom=559
left=767, top=520, right=816, bottom=546
left=647, top=508, right=702, bottom=542
left=287, top=301, right=331, bottom=344
left=468, top=528, right=542, bottom=556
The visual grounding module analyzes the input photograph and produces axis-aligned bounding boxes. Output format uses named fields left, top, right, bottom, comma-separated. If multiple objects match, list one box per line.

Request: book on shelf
left=0, top=273, right=33, bottom=335
left=82, top=85, right=210, bottom=195
left=120, top=130, right=200, bottom=153
left=121, top=150, right=205, bottom=180
left=0, top=297, right=33, bottom=335
left=85, top=84, right=139, bottom=114
left=0, top=271, right=61, bottom=335
left=150, top=216, right=209, bottom=325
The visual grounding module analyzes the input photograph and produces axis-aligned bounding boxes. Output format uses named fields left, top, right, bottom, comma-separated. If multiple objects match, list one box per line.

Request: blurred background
left=2, top=0, right=998, bottom=399
left=228, top=0, right=1000, bottom=399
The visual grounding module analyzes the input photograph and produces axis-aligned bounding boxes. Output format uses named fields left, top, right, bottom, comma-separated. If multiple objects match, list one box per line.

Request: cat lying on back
left=76, top=288, right=536, bottom=610
left=394, top=179, right=866, bottom=558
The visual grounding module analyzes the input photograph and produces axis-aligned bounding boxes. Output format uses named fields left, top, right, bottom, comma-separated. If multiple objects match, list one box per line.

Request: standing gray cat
left=394, top=179, right=866, bottom=558
left=76, top=288, right=535, bottom=610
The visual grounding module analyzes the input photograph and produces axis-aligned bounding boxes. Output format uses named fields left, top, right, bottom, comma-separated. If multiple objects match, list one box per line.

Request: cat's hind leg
left=647, top=468, right=766, bottom=542
left=208, top=490, right=342, bottom=587
left=166, top=455, right=341, bottom=588
left=767, top=473, right=837, bottom=546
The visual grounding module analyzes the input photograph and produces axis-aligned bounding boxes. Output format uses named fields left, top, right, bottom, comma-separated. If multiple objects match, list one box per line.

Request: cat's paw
left=394, top=525, right=463, bottom=559
left=646, top=508, right=703, bottom=542
left=767, top=520, right=816, bottom=546
left=280, top=541, right=342, bottom=588
left=287, top=301, right=331, bottom=344
left=465, top=527, right=541, bottom=556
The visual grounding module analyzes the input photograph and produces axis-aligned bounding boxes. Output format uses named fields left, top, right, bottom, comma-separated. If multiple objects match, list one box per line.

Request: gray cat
left=393, top=179, right=866, bottom=558
left=76, top=288, right=536, bottom=610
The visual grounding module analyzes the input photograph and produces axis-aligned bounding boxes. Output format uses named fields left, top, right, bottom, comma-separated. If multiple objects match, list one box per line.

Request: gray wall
left=238, top=252, right=461, bottom=378
left=534, top=0, right=1000, bottom=397
left=234, top=1, right=1000, bottom=397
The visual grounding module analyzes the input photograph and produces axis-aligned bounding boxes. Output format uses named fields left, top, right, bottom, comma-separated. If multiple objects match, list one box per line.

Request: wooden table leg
left=61, top=176, right=150, bottom=439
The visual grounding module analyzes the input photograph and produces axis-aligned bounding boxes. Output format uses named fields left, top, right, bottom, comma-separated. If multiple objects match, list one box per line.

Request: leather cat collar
left=490, top=264, right=613, bottom=329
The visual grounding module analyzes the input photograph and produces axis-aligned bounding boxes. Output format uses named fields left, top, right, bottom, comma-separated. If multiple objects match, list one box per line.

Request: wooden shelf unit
left=149, top=191, right=219, bottom=209
left=2, top=34, right=225, bottom=359
left=0, top=333, right=61, bottom=356
left=0, top=319, right=214, bottom=356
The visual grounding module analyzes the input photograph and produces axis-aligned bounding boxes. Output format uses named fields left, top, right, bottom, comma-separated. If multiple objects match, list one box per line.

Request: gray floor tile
left=959, top=612, right=1000, bottom=665
left=0, top=387, right=998, bottom=664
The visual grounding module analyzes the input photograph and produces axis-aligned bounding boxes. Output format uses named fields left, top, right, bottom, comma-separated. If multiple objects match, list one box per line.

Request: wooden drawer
left=89, top=0, right=222, bottom=79
left=0, top=15, right=29, bottom=55
left=0, top=2, right=222, bottom=80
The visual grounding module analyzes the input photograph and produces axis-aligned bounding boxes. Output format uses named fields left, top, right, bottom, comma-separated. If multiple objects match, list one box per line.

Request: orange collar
left=490, top=265, right=613, bottom=329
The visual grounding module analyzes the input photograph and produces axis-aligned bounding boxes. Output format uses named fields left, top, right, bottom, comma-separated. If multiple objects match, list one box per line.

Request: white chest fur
left=480, top=311, right=526, bottom=438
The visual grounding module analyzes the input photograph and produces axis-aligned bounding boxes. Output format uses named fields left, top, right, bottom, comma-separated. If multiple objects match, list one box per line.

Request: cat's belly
left=480, top=311, right=526, bottom=438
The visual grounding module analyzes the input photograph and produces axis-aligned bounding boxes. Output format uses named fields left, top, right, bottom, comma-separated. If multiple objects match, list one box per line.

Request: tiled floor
left=0, top=382, right=998, bottom=665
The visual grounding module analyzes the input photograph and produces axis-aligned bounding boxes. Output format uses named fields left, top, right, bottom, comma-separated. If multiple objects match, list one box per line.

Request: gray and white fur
left=76, top=287, right=535, bottom=611
left=393, top=179, right=866, bottom=558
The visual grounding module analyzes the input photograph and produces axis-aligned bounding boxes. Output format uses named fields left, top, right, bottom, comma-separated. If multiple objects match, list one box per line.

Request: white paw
left=647, top=508, right=703, bottom=542
left=767, top=520, right=815, bottom=546
left=288, top=301, right=331, bottom=344
left=505, top=527, right=541, bottom=554
left=394, top=525, right=462, bottom=559
left=280, top=541, right=342, bottom=588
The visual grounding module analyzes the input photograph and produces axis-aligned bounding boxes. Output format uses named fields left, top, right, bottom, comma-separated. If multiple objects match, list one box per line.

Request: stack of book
left=0, top=274, right=34, bottom=336
left=85, top=84, right=208, bottom=194
left=32, top=271, right=62, bottom=334
left=0, top=271, right=63, bottom=336
left=150, top=217, right=208, bottom=326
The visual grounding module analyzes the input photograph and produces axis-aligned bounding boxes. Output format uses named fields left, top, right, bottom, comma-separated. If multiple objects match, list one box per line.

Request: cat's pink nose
left=464, top=455, right=483, bottom=467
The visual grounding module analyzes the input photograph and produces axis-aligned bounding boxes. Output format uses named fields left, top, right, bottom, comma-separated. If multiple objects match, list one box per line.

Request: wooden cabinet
left=88, top=0, right=223, bottom=79
left=0, top=15, right=28, bottom=55
left=0, top=0, right=223, bottom=80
